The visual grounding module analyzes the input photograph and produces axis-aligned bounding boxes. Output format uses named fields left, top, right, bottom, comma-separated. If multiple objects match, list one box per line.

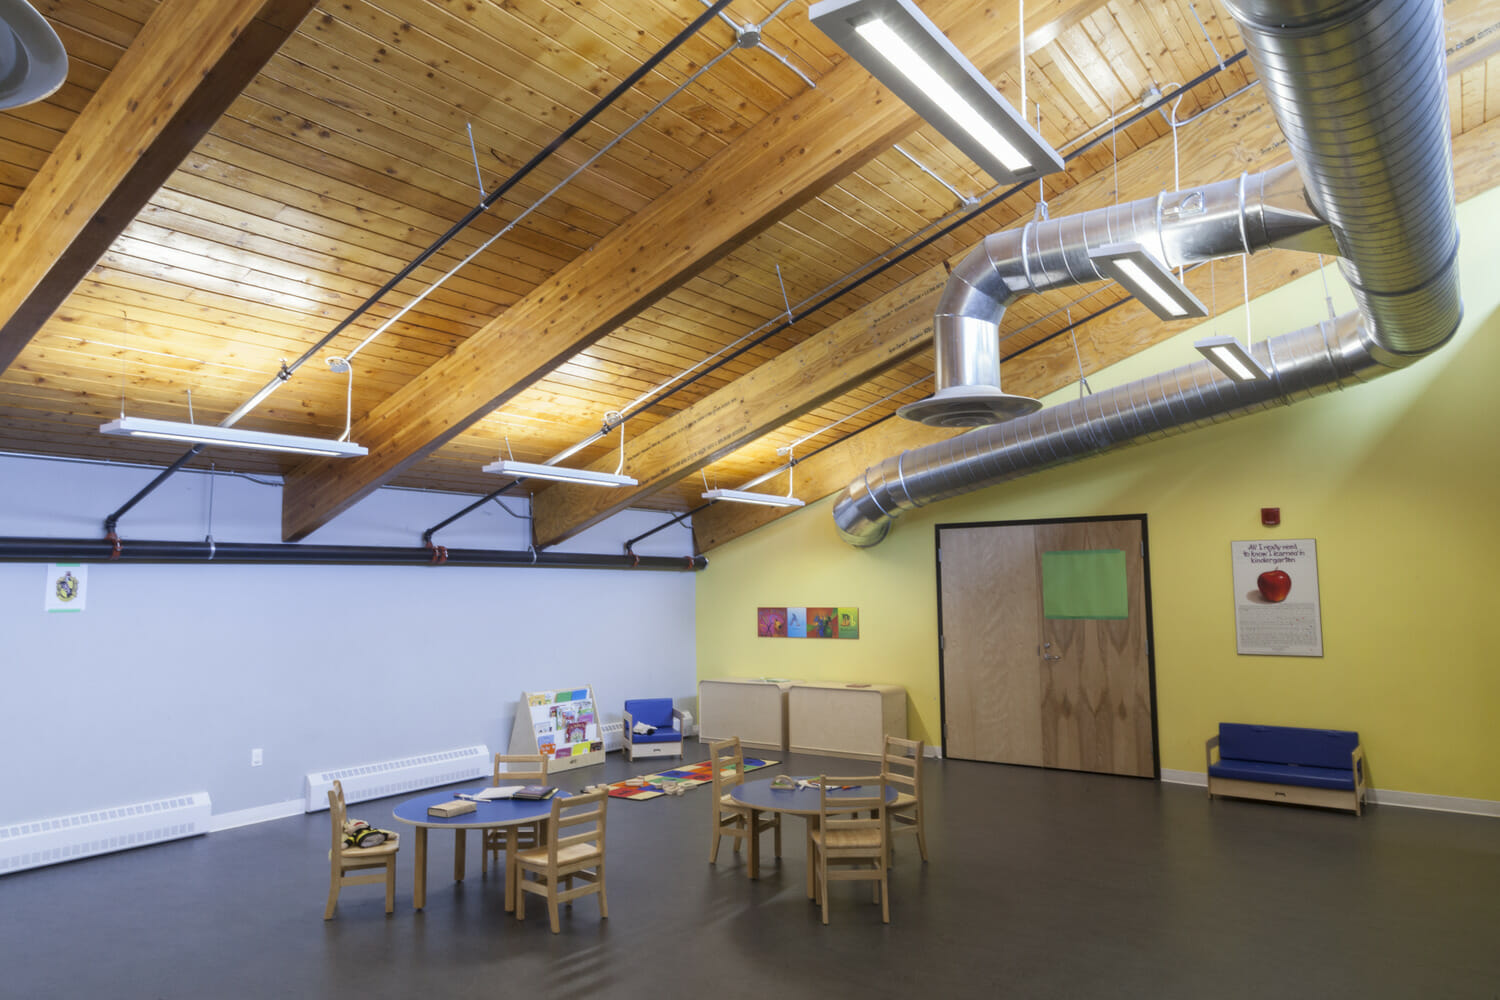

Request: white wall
left=0, top=454, right=698, bottom=822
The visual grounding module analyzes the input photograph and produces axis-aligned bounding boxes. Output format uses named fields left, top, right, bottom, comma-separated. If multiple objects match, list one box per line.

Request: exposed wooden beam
left=693, top=107, right=1500, bottom=552
left=692, top=412, right=955, bottom=551
left=530, top=265, right=949, bottom=548
left=0, top=0, right=320, bottom=375
left=532, top=40, right=1295, bottom=547
left=279, top=0, right=1111, bottom=541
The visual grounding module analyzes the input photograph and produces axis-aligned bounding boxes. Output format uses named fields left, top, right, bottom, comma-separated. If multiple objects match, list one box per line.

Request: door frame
left=934, top=513, right=1161, bottom=778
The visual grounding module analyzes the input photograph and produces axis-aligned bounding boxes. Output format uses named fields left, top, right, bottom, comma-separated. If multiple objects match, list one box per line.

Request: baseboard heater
left=0, top=792, right=212, bottom=875
left=304, top=744, right=491, bottom=812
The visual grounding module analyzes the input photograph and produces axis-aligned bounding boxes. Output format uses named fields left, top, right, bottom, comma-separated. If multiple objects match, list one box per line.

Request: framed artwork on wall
left=1231, top=539, right=1323, bottom=656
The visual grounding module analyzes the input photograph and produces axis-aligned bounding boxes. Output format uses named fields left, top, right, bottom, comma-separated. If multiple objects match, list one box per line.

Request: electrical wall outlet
left=250, top=748, right=263, bottom=767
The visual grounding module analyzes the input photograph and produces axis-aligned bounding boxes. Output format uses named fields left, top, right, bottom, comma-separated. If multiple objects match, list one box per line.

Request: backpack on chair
left=342, top=818, right=390, bottom=849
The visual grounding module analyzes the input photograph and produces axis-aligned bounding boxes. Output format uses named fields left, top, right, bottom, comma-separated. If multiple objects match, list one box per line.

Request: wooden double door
left=937, top=516, right=1157, bottom=777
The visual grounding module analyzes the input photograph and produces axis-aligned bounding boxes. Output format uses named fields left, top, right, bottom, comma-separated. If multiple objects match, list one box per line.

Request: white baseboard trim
left=208, top=798, right=305, bottom=833
left=1365, top=788, right=1500, bottom=818
left=925, top=745, right=942, bottom=759
left=1160, top=769, right=1499, bottom=818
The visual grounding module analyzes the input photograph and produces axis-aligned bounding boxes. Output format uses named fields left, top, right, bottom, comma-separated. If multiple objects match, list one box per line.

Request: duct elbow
left=831, top=476, right=894, bottom=548
left=902, top=234, right=1041, bottom=427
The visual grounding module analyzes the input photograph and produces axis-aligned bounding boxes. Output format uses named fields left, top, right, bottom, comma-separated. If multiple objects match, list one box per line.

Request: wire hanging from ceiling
left=701, top=0, right=814, bottom=87
left=98, top=0, right=737, bottom=536
left=428, top=50, right=1251, bottom=544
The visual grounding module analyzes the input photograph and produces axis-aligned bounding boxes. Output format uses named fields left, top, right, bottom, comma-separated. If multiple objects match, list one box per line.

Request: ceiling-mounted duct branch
left=834, top=0, right=1461, bottom=547
left=835, top=311, right=1378, bottom=545
left=904, top=161, right=1336, bottom=427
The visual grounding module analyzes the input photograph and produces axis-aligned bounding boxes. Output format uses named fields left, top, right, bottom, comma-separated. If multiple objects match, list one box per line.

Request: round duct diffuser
left=0, top=0, right=67, bottom=111
left=897, top=385, right=1042, bottom=428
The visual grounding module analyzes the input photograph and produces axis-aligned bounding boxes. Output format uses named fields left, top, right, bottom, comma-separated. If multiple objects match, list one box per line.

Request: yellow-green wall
left=696, top=184, right=1500, bottom=804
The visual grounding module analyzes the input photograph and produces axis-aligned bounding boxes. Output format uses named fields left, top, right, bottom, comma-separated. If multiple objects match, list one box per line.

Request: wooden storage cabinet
left=697, top=678, right=795, bottom=752
left=787, top=683, right=906, bottom=759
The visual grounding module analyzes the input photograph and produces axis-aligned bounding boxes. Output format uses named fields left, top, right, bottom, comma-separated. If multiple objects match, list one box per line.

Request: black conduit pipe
left=422, top=484, right=521, bottom=546
left=100, top=0, right=736, bottom=538
left=0, top=537, right=706, bottom=571
left=622, top=292, right=1139, bottom=550
left=423, top=51, right=1250, bottom=546
left=104, top=444, right=204, bottom=537
left=432, top=52, right=1248, bottom=545
left=608, top=51, right=1250, bottom=424
left=624, top=506, right=702, bottom=552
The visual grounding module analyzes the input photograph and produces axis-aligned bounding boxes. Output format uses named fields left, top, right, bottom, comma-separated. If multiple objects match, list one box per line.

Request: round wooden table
left=729, top=777, right=895, bottom=892
left=391, top=787, right=562, bottom=911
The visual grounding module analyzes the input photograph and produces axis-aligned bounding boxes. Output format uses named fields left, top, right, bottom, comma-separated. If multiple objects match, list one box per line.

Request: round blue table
left=729, top=777, right=895, bottom=887
left=391, top=787, right=562, bottom=910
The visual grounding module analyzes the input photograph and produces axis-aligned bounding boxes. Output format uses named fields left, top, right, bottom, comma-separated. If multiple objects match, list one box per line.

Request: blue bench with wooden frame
left=1206, top=723, right=1367, bottom=815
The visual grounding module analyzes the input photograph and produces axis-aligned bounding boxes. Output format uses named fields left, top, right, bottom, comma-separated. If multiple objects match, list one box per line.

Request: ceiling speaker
left=0, top=0, right=67, bottom=111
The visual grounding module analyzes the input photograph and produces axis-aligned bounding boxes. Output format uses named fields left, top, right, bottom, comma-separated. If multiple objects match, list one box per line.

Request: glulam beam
left=529, top=266, right=949, bottom=548
left=278, top=0, right=1109, bottom=541
left=0, top=0, right=320, bottom=374
left=692, top=103, right=1500, bottom=552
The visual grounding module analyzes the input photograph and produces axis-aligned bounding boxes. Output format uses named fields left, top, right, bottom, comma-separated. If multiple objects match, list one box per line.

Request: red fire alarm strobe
left=1261, top=507, right=1281, bottom=527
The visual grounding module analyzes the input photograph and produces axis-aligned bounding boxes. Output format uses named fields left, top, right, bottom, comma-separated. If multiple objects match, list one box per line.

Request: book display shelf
left=507, top=686, right=606, bottom=772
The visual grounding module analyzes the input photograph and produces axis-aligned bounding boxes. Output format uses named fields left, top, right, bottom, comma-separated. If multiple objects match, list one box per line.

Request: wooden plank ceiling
left=2, top=0, right=1498, bottom=551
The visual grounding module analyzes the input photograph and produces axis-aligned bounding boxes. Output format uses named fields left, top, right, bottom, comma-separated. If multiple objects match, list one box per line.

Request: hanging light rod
left=1087, top=242, right=1208, bottom=320
left=1194, top=335, right=1270, bottom=382
left=702, top=457, right=805, bottom=508
left=810, top=0, right=1064, bottom=184
left=701, top=488, right=805, bottom=508
left=481, top=459, right=637, bottom=488
left=99, top=417, right=367, bottom=458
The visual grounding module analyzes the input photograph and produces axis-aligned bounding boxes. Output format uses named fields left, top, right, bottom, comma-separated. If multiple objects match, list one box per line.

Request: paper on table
left=472, top=785, right=525, bottom=801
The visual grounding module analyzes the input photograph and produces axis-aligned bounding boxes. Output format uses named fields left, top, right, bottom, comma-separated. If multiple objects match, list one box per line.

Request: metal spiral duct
left=1224, top=0, right=1460, bottom=357
left=833, top=0, right=1460, bottom=547
left=909, top=161, right=1334, bottom=427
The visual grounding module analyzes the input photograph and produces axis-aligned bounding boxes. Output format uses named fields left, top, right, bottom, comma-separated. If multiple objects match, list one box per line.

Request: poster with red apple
left=1231, top=539, right=1323, bottom=656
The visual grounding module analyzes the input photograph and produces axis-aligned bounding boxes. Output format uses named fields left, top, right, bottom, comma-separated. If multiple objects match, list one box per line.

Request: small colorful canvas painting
left=757, top=607, right=788, bottom=637
left=786, top=607, right=807, bottom=638
left=757, top=605, right=859, bottom=638
left=836, top=607, right=859, bottom=638
left=807, top=606, right=838, bottom=638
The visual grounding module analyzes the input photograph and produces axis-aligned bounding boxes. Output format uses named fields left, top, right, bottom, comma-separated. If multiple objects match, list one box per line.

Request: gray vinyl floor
left=2, top=744, right=1497, bottom=1000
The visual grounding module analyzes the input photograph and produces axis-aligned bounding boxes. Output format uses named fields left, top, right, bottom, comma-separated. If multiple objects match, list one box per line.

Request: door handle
left=1040, top=642, right=1061, bottom=661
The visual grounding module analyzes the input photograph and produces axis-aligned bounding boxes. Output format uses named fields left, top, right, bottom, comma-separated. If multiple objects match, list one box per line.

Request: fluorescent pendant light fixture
left=1194, top=335, right=1270, bottom=383
left=701, top=487, right=805, bottom=508
left=810, top=0, right=1064, bottom=183
left=482, top=459, right=637, bottom=488
left=100, top=416, right=368, bottom=457
left=1088, top=242, right=1208, bottom=320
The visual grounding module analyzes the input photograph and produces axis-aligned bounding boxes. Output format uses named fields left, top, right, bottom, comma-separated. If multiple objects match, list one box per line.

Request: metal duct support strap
left=903, top=162, right=1336, bottom=428
left=834, top=0, right=1461, bottom=546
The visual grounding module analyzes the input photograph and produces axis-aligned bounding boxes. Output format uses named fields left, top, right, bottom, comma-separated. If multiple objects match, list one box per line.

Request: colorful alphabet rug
left=606, top=757, right=777, bottom=801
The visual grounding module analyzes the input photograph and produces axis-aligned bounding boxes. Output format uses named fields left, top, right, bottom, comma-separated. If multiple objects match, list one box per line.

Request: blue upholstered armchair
left=622, top=698, right=686, bottom=761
